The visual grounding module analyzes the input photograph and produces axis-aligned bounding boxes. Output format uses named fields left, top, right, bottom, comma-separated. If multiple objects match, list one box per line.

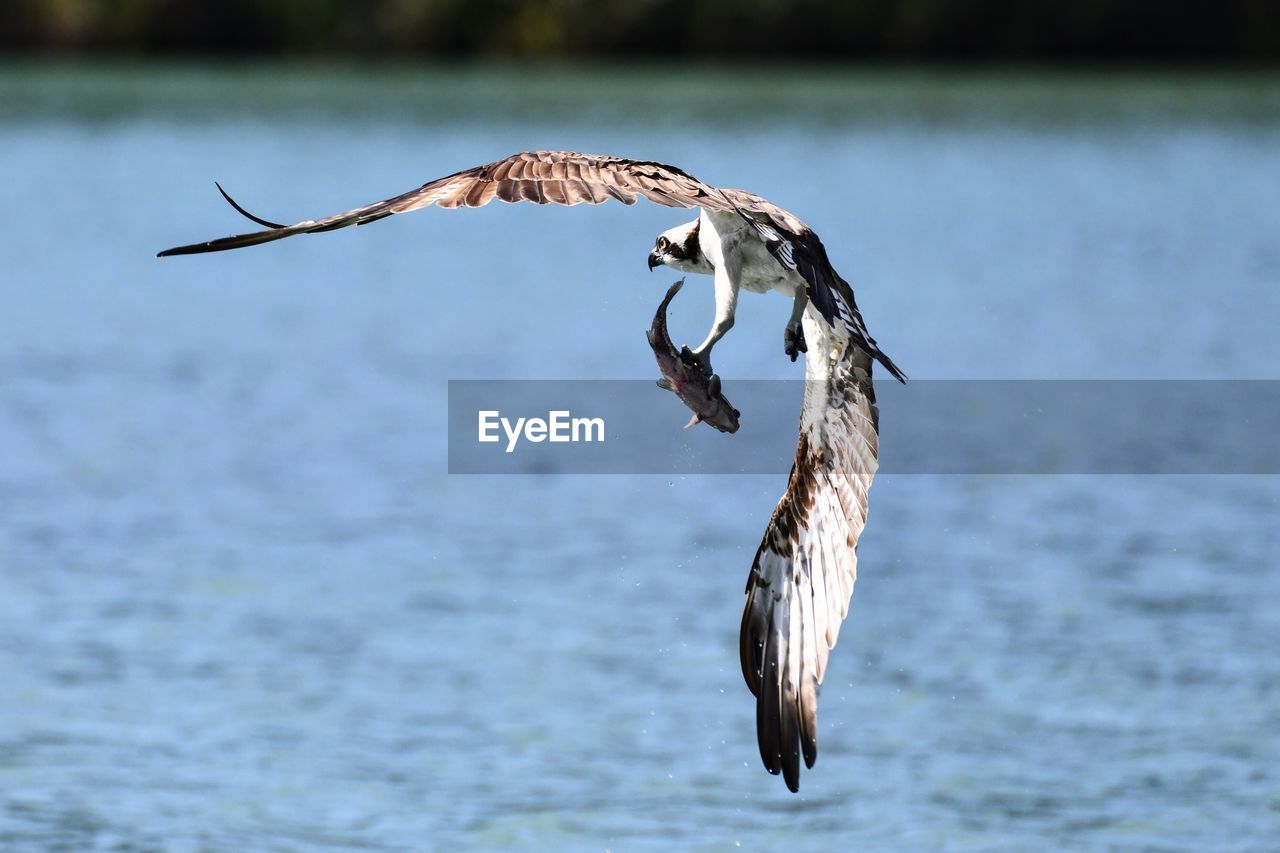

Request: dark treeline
left=5, top=0, right=1280, bottom=61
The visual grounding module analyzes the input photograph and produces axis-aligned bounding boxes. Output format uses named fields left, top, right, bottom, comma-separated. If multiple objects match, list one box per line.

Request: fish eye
left=657, top=237, right=669, bottom=251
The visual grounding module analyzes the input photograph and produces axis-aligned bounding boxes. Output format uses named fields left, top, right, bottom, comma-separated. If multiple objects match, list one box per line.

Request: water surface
left=1, top=65, right=1278, bottom=850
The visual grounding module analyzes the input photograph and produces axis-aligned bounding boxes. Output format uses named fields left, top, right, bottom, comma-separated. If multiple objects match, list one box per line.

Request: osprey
left=159, top=150, right=902, bottom=792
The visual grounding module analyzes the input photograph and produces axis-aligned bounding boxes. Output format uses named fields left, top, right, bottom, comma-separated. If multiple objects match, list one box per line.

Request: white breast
left=699, top=210, right=801, bottom=296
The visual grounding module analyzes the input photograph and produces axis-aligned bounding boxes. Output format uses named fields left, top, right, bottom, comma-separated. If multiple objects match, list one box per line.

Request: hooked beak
left=647, top=250, right=661, bottom=272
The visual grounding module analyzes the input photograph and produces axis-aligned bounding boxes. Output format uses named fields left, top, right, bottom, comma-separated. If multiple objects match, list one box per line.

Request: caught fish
left=647, top=278, right=741, bottom=434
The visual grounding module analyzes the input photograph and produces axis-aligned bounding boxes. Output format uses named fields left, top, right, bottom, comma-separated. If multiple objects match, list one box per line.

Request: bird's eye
left=657, top=237, right=669, bottom=251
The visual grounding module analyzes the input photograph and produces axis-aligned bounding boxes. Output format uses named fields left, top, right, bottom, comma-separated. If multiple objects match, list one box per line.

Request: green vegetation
left=5, top=0, right=1279, bottom=61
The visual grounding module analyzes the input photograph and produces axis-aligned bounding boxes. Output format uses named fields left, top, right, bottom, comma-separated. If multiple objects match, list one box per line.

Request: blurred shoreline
left=4, top=60, right=1280, bottom=125
left=4, top=0, right=1279, bottom=62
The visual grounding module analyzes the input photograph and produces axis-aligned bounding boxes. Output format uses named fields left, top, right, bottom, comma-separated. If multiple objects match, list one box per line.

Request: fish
left=647, top=278, right=741, bottom=434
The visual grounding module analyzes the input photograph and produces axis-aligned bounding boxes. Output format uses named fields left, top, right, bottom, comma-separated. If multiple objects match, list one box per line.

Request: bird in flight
left=160, top=149, right=903, bottom=791
left=159, top=150, right=905, bottom=383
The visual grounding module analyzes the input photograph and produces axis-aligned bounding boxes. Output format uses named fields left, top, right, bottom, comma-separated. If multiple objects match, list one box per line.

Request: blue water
left=1, top=65, right=1278, bottom=850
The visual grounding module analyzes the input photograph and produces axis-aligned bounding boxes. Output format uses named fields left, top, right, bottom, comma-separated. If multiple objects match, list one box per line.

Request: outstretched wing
left=158, top=149, right=906, bottom=382
left=157, top=150, right=734, bottom=256
left=739, top=309, right=880, bottom=792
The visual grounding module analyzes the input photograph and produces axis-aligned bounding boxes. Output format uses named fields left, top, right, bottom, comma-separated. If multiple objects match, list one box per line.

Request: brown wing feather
left=157, top=151, right=734, bottom=256
left=740, top=312, right=880, bottom=793
left=156, top=150, right=907, bottom=384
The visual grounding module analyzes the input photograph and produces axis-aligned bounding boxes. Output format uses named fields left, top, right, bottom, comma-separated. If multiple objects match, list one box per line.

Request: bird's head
left=648, top=219, right=712, bottom=274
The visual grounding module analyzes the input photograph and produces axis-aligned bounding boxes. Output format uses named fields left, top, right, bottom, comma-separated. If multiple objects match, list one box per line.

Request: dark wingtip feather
left=740, top=612, right=762, bottom=698
left=800, top=705, right=818, bottom=769
left=780, top=712, right=801, bottom=792
left=757, top=629, right=783, bottom=777
left=877, top=351, right=909, bottom=384
left=778, top=620, right=802, bottom=792
left=798, top=701, right=819, bottom=768
left=215, top=182, right=288, bottom=229
left=356, top=211, right=394, bottom=227
left=157, top=226, right=300, bottom=257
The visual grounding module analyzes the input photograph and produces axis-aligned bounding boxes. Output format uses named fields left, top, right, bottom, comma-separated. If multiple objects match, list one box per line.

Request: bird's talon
left=784, top=324, right=807, bottom=361
left=677, top=345, right=714, bottom=377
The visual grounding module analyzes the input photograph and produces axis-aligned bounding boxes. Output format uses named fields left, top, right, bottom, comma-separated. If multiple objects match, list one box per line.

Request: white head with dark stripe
left=648, top=219, right=713, bottom=275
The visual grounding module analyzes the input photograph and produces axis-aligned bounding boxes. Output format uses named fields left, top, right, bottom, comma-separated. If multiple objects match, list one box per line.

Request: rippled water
left=1, top=65, right=1278, bottom=850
